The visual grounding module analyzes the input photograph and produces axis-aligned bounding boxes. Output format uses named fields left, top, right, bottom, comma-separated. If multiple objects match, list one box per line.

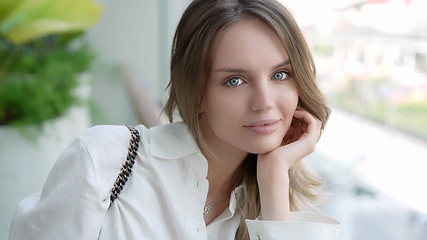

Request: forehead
left=211, top=17, right=289, bottom=70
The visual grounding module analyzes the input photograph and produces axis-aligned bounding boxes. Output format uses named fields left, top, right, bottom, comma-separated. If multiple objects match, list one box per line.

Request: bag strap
left=110, top=125, right=140, bottom=203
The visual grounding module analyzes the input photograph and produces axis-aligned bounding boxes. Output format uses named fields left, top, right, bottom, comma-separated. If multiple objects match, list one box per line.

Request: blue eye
left=225, top=77, right=244, bottom=87
left=273, top=71, right=289, bottom=81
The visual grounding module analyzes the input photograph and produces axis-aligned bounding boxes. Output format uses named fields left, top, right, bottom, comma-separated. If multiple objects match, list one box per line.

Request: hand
left=258, top=106, right=322, bottom=172
left=256, top=106, right=322, bottom=221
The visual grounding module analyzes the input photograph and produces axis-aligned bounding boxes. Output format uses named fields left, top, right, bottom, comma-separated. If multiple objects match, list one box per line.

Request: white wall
left=85, top=0, right=191, bottom=125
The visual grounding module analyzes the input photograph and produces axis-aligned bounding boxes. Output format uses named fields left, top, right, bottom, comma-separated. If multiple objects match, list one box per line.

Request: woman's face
left=200, top=17, right=299, bottom=155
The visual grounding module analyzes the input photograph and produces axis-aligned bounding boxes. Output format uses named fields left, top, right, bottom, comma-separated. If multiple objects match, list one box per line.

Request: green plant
left=0, top=36, right=94, bottom=126
left=0, top=0, right=102, bottom=128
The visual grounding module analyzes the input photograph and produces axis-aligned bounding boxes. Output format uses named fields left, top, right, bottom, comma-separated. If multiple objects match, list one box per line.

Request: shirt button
left=197, top=227, right=199, bottom=232
left=235, top=192, right=239, bottom=199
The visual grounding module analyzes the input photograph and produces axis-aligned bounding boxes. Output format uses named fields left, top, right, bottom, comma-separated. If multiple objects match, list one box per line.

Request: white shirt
left=9, top=122, right=340, bottom=240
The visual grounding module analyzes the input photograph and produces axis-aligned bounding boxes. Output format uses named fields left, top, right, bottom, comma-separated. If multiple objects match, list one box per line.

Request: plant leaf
left=0, top=0, right=24, bottom=23
left=0, top=0, right=102, bottom=45
left=1, top=0, right=51, bottom=34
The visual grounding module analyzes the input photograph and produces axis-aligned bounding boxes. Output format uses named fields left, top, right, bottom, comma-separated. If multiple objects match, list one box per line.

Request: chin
left=244, top=139, right=283, bottom=155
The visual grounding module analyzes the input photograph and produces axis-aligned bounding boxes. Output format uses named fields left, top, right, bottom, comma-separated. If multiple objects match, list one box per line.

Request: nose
left=250, top=82, right=275, bottom=112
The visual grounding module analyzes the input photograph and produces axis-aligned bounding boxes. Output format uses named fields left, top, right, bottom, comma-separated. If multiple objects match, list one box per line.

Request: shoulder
left=79, top=125, right=141, bottom=144
left=78, top=125, right=148, bottom=154
left=75, top=125, right=149, bottom=183
left=148, top=122, right=200, bottom=159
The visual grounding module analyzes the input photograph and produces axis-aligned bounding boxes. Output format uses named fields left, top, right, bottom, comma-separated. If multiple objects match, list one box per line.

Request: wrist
left=257, top=155, right=290, bottom=186
left=258, top=176, right=291, bottom=221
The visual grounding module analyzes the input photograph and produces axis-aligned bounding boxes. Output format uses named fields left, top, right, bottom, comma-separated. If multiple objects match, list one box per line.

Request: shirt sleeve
left=245, top=212, right=341, bottom=240
left=8, top=137, right=111, bottom=240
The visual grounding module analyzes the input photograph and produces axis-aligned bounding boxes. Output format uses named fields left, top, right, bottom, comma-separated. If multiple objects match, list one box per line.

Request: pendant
left=203, top=205, right=213, bottom=214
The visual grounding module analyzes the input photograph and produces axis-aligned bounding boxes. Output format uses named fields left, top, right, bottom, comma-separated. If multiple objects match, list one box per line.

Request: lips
left=244, top=119, right=280, bottom=134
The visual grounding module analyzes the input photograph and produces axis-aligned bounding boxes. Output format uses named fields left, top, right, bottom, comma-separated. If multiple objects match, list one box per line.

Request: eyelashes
left=222, top=70, right=291, bottom=88
left=272, top=71, right=289, bottom=81
left=224, top=77, right=245, bottom=87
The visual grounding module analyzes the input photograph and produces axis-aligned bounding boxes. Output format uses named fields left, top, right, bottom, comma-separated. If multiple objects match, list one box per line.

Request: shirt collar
left=229, top=182, right=246, bottom=215
left=149, top=121, right=201, bottom=159
left=150, top=122, right=249, bottom=218
left=208, top=182, right=247, bottom=226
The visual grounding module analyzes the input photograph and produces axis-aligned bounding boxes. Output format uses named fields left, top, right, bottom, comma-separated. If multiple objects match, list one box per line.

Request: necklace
left=203, top=198, right=229, bottom=214
left=203, top=205, right=214, bottom=214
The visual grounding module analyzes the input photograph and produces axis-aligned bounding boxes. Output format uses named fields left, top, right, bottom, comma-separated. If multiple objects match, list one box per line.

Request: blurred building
left=303, top=0, right=427, bottom=139
left=287, top=0, right=427, bottom=239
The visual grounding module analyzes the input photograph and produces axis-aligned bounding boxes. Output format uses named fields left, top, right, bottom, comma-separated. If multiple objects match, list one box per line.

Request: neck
left=205, top=152, right=246, bottom=199
left=198, top=115, right=251, bottom=204
left=199, top=133, right=248, bottom=202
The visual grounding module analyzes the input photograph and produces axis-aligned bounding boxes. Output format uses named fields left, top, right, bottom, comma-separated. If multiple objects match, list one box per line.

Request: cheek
left=278, top=86, right=299, bottom=111
left=289, top=92, right=299, bottom=109
left=203, top=91, right=243, bottom=122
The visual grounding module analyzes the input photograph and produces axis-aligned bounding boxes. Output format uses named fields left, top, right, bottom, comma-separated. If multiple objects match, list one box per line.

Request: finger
left=293, top=109, right=316, bottom=125
left=300, top=118, right=308, bottom=134
left=282, top=125, right=294, bottom=145
left=289, top=117, right=301, bottom=143
left=293, top=110, right=321, bottom=135
left=293, top=109, right=307, bottom=135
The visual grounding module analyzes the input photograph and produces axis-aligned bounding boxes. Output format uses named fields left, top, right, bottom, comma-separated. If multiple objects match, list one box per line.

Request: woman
left=9, top=0, right=341, bottom=239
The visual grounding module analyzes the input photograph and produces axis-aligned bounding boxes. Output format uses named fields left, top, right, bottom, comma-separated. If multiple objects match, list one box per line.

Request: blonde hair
left=163, top=0, right=330, bottom=239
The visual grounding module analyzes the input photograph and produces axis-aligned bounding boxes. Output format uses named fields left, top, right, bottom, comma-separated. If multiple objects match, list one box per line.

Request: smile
left=244, top=119, right=280, bottom=134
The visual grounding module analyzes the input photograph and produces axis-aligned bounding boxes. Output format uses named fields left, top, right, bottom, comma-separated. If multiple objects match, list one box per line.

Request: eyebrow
left=214, top=59, right=291, bottom=73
